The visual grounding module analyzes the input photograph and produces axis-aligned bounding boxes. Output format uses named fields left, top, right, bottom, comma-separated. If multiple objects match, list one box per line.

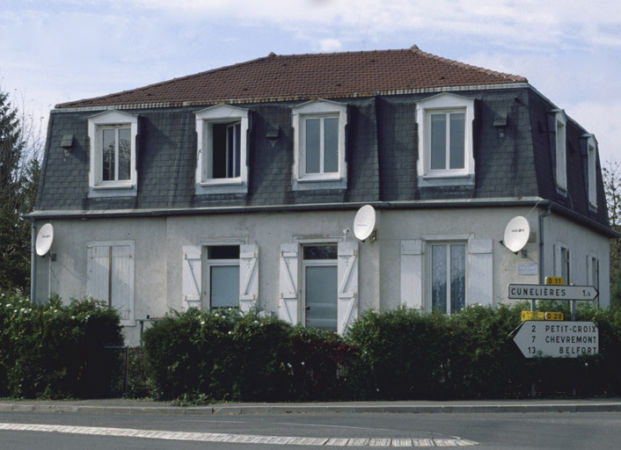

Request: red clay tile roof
left=56, top=46, right=528, bottom=109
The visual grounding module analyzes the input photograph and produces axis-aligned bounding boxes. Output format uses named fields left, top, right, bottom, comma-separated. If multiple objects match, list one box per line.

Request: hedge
left=142, top=303, right=621, bottom=402
left=0, top=292, right=124, bottom=399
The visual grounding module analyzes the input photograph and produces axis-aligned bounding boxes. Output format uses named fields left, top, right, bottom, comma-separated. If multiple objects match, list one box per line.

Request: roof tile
left=56, top=47, right=527, bottom=109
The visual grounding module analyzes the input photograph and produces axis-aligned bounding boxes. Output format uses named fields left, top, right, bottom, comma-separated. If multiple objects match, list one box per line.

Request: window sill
left=418, top=173, right=474, bottom=188
left=292, top=176, right=347, bottom=191
left=88, top=184, right=137, bottom=198
left=195, top=180, right=247, bottom=195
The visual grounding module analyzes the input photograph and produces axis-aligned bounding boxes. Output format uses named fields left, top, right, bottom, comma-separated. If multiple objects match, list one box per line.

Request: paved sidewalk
left=1, top=398, right=620, bottom=416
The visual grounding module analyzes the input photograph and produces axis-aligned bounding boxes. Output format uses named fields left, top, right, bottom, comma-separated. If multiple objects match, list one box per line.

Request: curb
left=1, top=401, right=621, bottom=416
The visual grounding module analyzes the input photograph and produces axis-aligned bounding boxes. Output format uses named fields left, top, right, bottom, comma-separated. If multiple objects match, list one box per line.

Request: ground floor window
left=303, top=244, right=338, bottom=331
left=205, top=245, right=240, bottom=309
left=430, top=243, right=466, bottom=314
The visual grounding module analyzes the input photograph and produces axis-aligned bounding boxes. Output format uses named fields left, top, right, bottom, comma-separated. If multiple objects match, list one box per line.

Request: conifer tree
left=0, top=89, right=39, bottom=294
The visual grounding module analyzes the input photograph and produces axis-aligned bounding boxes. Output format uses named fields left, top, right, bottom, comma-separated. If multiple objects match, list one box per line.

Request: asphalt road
left=1, top=410, right=620, bottom=449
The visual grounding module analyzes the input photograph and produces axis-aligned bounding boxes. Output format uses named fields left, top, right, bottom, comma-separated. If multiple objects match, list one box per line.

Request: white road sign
left=513, top=321, right=599, bottom=358
left=508, top=284, right=598, bottom=301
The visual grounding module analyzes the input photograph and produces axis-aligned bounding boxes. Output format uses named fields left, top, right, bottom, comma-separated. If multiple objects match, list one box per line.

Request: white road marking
left=0, top=423, right=478, bottom=447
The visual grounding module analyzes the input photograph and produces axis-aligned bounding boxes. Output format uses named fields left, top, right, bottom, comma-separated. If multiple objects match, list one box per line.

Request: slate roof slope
left=55, top=47, right=528, bottom=109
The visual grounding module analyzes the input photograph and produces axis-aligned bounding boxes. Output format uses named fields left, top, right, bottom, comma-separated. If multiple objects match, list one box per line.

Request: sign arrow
left=513, top=321, right=599, bottom=358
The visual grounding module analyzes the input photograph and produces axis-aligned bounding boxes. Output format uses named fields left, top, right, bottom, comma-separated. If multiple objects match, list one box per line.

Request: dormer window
left=582, top=134, right=598, bottom=211
left=416, top=93, right=475, bottom=187
left=87, top=110, right=138, bottom=198
left=292, top=99, right=348, bottom=190
left=550, top=109, right=567, bottom=194
left=195, top=104, right=249, bottom=195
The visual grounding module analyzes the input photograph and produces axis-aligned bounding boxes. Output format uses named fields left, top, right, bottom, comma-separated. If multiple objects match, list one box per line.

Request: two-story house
left=29, top=47, right=616, bottom=345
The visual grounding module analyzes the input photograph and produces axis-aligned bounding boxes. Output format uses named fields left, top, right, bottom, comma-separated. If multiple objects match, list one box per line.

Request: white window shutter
left=400, top=240, right=424, bottom=310
left=239, top=244, right=259, bottom=312
left=278, top=243, right=299, bottom=325
left=337, top=240, right=358, bottom=334
left=182, top=246, right=202, bottom=311
left=111, top=245, right=134, bottom=324
left=87, top=245, right=110, bottom=304
left=467, top=239, right=493, bottom=307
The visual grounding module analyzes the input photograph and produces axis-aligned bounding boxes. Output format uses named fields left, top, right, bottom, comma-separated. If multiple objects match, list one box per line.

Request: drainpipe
left=30, top=218, right=36, bottom=304
left=537, top=204, right=552, bottom=311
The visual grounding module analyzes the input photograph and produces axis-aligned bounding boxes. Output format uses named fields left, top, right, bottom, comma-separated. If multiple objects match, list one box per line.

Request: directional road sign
left=513, top=321, right=599, bottom=358
left=508, top=284, right=598, bottom=301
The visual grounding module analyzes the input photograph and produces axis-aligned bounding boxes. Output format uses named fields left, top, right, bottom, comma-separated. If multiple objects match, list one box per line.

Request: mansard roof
left=56, top=46, right=527, bottom=109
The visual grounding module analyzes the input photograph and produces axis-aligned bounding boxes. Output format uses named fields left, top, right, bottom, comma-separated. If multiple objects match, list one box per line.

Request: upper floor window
left=416, top=93, right=475, bottom=187
left=195, top=104, right=249, bottom=194
left=550, top=109, right=567, bottom=194
left=87, top=110, right=138, bottom=198
left=292, top=99, right=347, bottom=190
left=582, top=134, right=598, bottom=211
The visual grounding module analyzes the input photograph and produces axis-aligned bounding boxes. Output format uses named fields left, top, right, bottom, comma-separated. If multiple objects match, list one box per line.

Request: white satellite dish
left=353, top=205, right=377, bottom=242
left=35, top=223, right=54, bottom=256
left=503, top=216, right=530, bottom=253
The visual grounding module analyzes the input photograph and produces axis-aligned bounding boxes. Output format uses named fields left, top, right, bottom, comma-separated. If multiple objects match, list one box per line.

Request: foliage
left=603, top=159, right=621, bottom=308
left=0, top=291, right=124, bottom=399
left=142, top=309, right=358, bottom=402
left=0, top=89, right=42, bottom=294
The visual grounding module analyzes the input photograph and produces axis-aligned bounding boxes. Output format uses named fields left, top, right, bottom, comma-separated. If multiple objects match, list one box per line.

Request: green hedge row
left=0, top=292, right=124, bottom=399
left=143, top=303, right=621, bottom=402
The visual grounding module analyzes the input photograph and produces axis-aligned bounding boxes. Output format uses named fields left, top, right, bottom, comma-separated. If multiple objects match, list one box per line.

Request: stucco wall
left=34, top=205, right=610, bottom=346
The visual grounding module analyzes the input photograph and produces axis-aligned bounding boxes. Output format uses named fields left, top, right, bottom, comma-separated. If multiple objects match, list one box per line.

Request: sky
left=1, top=0, right=620, bottom=164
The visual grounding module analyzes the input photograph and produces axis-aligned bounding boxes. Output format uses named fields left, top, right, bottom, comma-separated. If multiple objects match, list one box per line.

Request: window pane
left=323, top=117, right=339, bottom=173
left=303, top=245, right=337, bottom=260
left=118, top=128, right=131, bottom=181
left=208, top=245, right=240, bottom=260
left=431, top=245, right=447, bottom=313
left=305, top=265, right=337, bottom=331
left=210, top=265, right=239, bottom=308
left=430, top=114, right=446, bottom=170
left=226, top=123, right=241, bottom=178
left=449, top=113, right=465, bottom=169
left=102, top=129, right=116, bottom=181
left=211, top=124, right=227, bottom=178
left=305, top=118, right=320, bottom=173
left=450, top=244, right=466, bottom=312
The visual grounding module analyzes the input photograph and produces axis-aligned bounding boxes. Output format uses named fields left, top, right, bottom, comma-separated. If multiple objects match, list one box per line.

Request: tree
left=0, top=89, right=41, bottom=294
left=603, top=159, right=621, bottom=308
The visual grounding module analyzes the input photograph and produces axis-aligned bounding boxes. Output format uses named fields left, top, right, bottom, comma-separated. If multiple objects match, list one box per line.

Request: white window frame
left=292, top=99, right=348, bottom=190
left=195, top=104, right=249, bottom=195
left=87, top=110, right=138, bottom=198
left=301, top=244, right=339, bottom=331
left=416, top=93, right=475, bottom=187
left=86, top=240, right=135, bottom=326
left=551, top=109, right=568, bottom=194
left=204, top=245, right=240, bottom=310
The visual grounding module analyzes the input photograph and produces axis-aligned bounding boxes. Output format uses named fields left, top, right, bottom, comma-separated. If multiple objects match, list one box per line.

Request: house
left=29, top=47, right=617, bottom=346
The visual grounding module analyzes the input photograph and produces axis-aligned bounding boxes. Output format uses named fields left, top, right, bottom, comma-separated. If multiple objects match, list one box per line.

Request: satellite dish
left=353, top=205, right=377, bottom=242
left=36, top=223, right=54, bottom=256
left=503, top=216, right=530, bottom=253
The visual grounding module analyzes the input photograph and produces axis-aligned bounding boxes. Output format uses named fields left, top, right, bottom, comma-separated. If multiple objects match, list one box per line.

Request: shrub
left=0, top=292, right=123, bottom=399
